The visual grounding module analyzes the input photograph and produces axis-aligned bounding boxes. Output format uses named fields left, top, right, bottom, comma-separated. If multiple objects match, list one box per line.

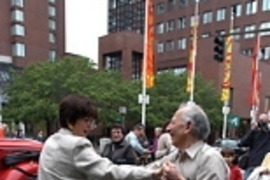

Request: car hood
left=0, top=138, right=42, bottom=151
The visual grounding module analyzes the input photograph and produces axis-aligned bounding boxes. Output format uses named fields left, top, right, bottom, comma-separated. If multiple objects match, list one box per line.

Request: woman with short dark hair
left=101, top=124, right=137, bottom=165
left=38, top=94, right=161, bottom=180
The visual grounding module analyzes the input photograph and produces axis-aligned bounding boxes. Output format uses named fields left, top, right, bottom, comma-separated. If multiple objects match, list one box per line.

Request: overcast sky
left=65, top=0, right=108, bottom=63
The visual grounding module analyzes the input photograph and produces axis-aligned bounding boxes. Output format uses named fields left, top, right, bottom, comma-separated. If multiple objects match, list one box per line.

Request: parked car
left=213, top=138, right=248, bottom=160
left=0, top=138, right=42, bottom=180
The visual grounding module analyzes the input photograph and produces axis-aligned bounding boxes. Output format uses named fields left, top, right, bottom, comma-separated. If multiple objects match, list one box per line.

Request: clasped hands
left=152, top=161, right=185, bottom=180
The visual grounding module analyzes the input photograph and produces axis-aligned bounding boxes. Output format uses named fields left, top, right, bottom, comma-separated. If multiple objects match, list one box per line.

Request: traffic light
left=213, top=36, right=225, bottom=62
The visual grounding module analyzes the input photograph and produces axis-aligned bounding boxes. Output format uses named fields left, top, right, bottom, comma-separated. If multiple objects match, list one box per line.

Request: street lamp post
left=119, top=106, right=127, bottom=128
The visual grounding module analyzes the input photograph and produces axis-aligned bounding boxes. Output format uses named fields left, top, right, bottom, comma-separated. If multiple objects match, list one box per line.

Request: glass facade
left=108, top=0, right=145, bottom=34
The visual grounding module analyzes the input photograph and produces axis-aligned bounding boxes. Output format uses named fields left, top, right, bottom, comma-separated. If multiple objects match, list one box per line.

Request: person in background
left=221, top=147, right=242, bottom=180
left=101, top=124, right=137, bottom=165
left=149, top=127, right=162, bottom=160
left=0, top=124, right=6, bottom=138
left=239, top=113, right=270, bottom=179
left=125, top=124, right=150, bottom=155
left=247, top=152, right=270, bottom=180
left=36, top=130, right=44, bottom=142
left=155, top=120, right=175, bottom=159
left=139, top=131, right=150, bottom=149
left=16, top=129, right=23, bottom=139
left=38, top=94, right=163, bottom=180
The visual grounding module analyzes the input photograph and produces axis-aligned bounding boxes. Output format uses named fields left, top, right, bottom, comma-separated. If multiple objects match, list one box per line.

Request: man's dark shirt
left=239, top=128, right=270, bottom=167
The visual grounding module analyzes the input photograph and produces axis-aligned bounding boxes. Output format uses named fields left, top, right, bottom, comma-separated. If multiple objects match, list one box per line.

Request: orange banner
left=186, top=21, right=197, bottom=94
left=145, top=0, right=154, bottom=88
left=249, top=35, right=261, bottom=106
left=221, top=35, right=233, bottom=102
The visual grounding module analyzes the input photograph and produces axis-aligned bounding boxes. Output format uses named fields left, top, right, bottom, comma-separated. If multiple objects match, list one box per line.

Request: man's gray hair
left=178, top=102, right=211, bottom=140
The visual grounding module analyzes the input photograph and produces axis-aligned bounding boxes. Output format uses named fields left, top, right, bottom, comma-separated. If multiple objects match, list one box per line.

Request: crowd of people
left=22, top=93, right=270, bottom=180
left=38, top=94, right=230, bottom=180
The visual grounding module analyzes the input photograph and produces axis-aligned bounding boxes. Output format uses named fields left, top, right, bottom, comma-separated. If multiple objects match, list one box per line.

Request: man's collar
left=183, top=140, right=205, bottom=159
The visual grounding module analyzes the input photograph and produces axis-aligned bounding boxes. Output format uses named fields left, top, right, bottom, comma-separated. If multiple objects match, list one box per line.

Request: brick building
left=0, top=0, right=65, bottom=114
left=0, top=0, right=65, bottom=68
left=99, top=0, right=270, bottom=125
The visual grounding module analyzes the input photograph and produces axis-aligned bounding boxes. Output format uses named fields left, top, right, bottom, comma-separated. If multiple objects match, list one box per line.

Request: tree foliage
left=3, top=59, right=223, bottom=134
left=146, top=71, right=223, bottom=128
left=3, top=57, right=95, bottom=133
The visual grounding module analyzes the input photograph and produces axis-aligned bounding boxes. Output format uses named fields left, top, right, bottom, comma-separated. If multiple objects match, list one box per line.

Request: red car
left=0, top=138, right=42, bottom=180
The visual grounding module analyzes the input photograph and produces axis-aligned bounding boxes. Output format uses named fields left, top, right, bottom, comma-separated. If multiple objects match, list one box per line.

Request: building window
left=156, top=23, right=164, bottom=34
left=261, top=46, right=270, bottom=60
left=244, top=24, right=256, bottom=39
left=168, top=0, right=176, bottom=11
left=177, top=38, right=186, bottom=49
left=173, top=67, right=187, bottom=75
left=216, top=29, right=225, bottom=35
left=11, top=0, right=24, bottom=7
left=202, top=11, right=212, bottom=24
left=231, top=4, right=242, bottom=17
left=201, top=32, right=210, bottom=38
left=166, top=20, right=175, bottom=32
left=179, top=0, right=188, bottom=7
left=264, top=96, right=270, bottom=112
left=49, top=19, right=56, bottom=30
left=109, top=0, right=117, bottom=9
left=157, top=42, right=164, bottom=53
left=48, top=6, right=56, bottom=17
left=11, top=24, right=25, bottom=36
left=260, top=22, right=270, bottom=36
left=12, top=42, right=25, bottom=57
left=131, top=52, right=142, bottom=80
left=11, top=9, right=24, bottom=22
left=216, top=8, right=226, bottom=21
left=232, top=27, right=241, bottom=40
left=262, top=0, right=270, bottom=11
left=158, top=67, right=187, bottom=75
left=49, top=50, right=57, bottom=62
left=190, top=15, right=195, bottom=27
left=165, top=40, right=174, bottom=51
left=178, top=17, right=186, bottom=29
left=103, top=52, right=122, bottom=71
left=156, top=3, right=165, bottom=14
left=246, top=0, right=257, bottom=15
left=49, top=33, right=56, bottom=43
left=242, top=48, right=253, bottom=56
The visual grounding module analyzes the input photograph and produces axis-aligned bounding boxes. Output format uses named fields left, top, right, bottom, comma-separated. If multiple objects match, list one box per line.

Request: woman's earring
left=68, top=123, right=74, bottom=130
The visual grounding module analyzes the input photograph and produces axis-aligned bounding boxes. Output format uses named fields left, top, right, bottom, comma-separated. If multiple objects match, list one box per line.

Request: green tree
left=3, top=60, right=223, bottom=135
left=85, top=71, right=141, bottom=126
left=3, top=57, right=95, bottom=134
left=145, top=71, right=223, bottom=128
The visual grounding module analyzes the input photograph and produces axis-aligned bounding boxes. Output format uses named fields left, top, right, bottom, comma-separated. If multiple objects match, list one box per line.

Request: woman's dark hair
left=110, top=124, right=126, bottom=135
left=59, top=94, right=98, bottom=129
left=161, top=119, right=171, bottom=133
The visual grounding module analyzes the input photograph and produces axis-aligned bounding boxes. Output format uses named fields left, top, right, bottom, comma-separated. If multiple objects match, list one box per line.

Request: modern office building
left=0, top=0, right=65, bottom=68
left=99, top=0, right=270, bottom=124
left=108, top=0, right=145, bottom=34
left=154, top=0, right=270, bottom=70
left=102, top=0, right=270, bottom=71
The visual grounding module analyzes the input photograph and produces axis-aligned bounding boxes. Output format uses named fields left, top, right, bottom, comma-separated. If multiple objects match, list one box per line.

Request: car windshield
left=220, top=139, right=238, bottom=147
